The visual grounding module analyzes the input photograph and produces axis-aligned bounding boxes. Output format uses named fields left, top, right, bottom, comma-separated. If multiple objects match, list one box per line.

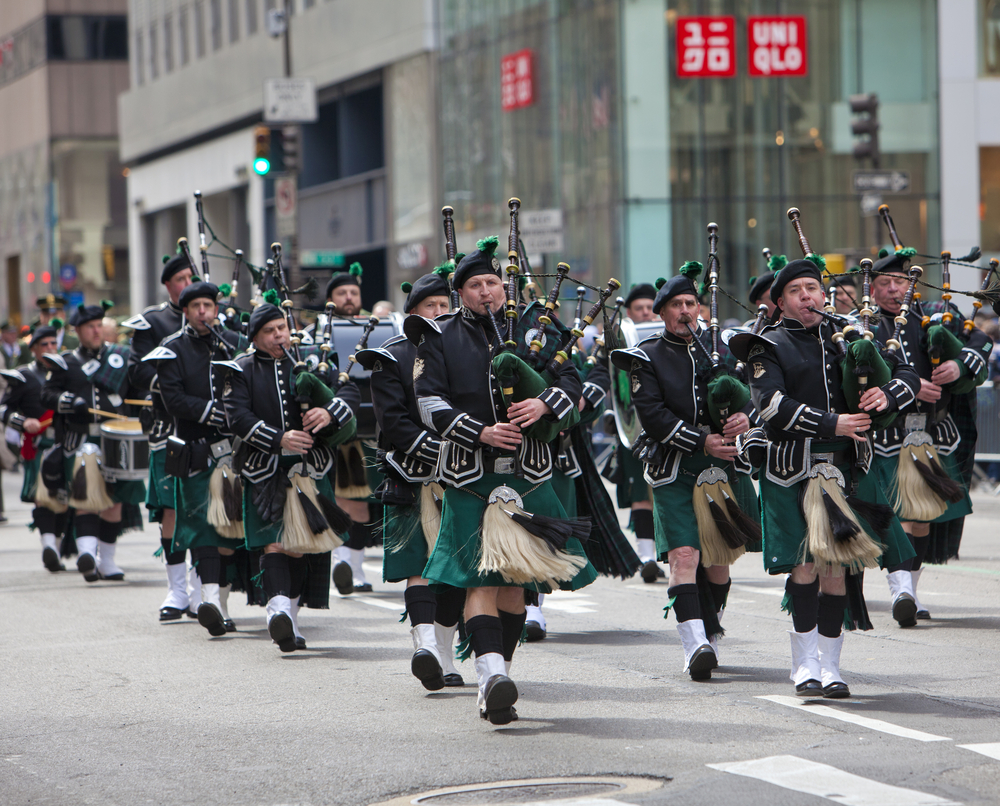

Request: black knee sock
left=161, top=536, right=186, bottom=565
left=667, top=583, right=700, bottom=623
left=817, top=593, right=848, bottom=638
left=633, top=509, right=654, bottom=542
left=707, top=578, right=732, bottom=614
left=287, top=555, right=308, bottom=600
left=886, top=557, right=913, bottom=573
left=524, top=589, right=539, bottom=607
left=75, top=513, right=100, bottom=540
left=34, top=507, right=56, bottom=535
left=191, top=546, right=221, bottom=586
left=466, top=614, right=504, bottom=658
left=435, top=586, right=466, bottom=628
left=785, top=577, right=820, bottom=633
left=498, top=609, right=527, bottom=662
left=261, top=553, right=291, bottom=599
left=218, top=552, right=235, bottom=586
left=98, top=518, right=118, bottom=544
left=54, top=510, right=68, bottom=537
left=345, top=521, right=371, bottom=550
left=404, top=585, right=437, bottom=627
left=911, top=533, right=929, bottom=571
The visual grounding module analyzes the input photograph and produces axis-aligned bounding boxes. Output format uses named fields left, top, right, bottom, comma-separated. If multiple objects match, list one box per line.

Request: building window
left=149, top=21, right=158, bottom=78
left=163, top=14, right=173, bottom=72
left=179, top=6, right=190, bottom=65
left=246, top=0, right=258, bottom=35
left=195, top=0, right=207, bottom=58
left=228, top=0, right=240, bottom=43
left=134, top=28, right=144, bottom=85
left=983, top=0, right=1000, bottom=76
left=47, top=15, right=128, bottom=60
left=211, top=0, right=223, bottom=50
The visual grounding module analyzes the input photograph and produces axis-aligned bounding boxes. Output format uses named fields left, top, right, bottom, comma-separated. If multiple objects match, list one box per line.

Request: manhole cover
left=415, top=781, right=622, bottom=804
left=370, top=776, right=666, bottom=806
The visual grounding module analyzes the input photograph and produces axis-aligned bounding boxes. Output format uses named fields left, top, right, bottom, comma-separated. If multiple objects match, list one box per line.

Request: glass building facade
left=438, top=0, right=940, bottom=320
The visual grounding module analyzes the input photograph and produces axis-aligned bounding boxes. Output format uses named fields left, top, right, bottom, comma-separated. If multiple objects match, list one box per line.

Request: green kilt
left=63, top=440, right=146, bottom=507
left=549, top=468, right=578, bottom=518
left=651, top=453, right=759, bottom=559
left=423, top=473, right=598, bottom=594
left=872, top=452, right=972, bottom=524
left=242, top=457, right=337, bottom=550
left=760, top=443, right=915, bottom=575
left=21, top=454, right=40, bottom=503
left=616, top=447, right=651, bottom=509
left=172, top=464, right=244, bottom=552
left=382, top=488, right=432, bottom=583
left=146, top=448, right=175, bottom=523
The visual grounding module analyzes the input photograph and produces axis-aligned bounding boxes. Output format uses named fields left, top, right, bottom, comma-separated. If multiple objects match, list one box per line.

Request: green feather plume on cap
left=804, top=253, right=827, bottom=271
left=476, top=235, right=499, bottom=255
left=100, top=299, right=114, bottom=312
left=432, top=262, right=453, bottom=279
left=263, top=289, right=281, bottom=306
left=896, top=246, right=917, bottom=258
left=51, top=317, right=64, bottom=330
left=218, top=283, right=232, bottom=297
left=679, top=260, right=703, bottom=280
left=400, top=281, right=413, bottom=293
left=240, top=312, right=250, bottom=323
left=349, top=262, right=363, bottom=280
left=768, top=254, right=788, bottom=272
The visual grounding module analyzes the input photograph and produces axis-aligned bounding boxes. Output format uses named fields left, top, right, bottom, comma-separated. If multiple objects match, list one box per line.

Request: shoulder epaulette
left=142, top=346, right=178, bottom=361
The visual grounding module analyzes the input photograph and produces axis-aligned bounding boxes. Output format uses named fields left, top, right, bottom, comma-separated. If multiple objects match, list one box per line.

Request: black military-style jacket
left=149, top=325, right=246, bottom=443
left=125, top=301, right=184, bottom=444
left=222, top=348, right=360, bottom=482
left=747, top=317, right=918, bottom=485
left=0, top=361, right=49, bottom=431
left=412, top=306, right=581, bottom=486
left=357, top=334, right=441, bottom=482
left=41, top=343, right=131, bottom=451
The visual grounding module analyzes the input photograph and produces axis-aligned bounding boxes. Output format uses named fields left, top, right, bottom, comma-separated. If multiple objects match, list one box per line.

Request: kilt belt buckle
left=492, top=457, right=515, bottom=475
left=807, top=461, right=846, bottom=488
left=904, top=414, right=927, bottom=434
left=210, top=438, right=233, bottom=459
left=811, top=452, right=834, bottom=465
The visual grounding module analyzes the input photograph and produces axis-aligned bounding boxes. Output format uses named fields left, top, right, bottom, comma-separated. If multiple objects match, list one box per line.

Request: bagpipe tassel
left=335, top=442, right=371, bottom=499
left=35, top=479, right=68, bottom=514
left=894, top=433, right=950, bottom=522
left=317, top=493, right=354, bottom=536
left=281, top=473, right=344, bottom=554
left=68, top=445, right=114, bottom=513
left=722, top=488, right=762, bottom=544
left=845, top=494, right=894, bottom=539
left=691, top=468, right=749, bottom=567
left=420, top=481, right=445, bottom=557
left=477, top=486, right=588, bottom=586
left=208, top=461, right=245, bottom=539
left=802, top=465, right=882, bottom=571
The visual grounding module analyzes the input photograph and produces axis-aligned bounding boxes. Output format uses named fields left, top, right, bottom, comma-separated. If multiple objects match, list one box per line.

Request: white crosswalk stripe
left=758, top=695, right=952, bottom=742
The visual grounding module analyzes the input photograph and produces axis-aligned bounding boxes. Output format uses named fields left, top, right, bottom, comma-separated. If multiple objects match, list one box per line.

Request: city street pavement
left=2, top=469, right=999, bottom=806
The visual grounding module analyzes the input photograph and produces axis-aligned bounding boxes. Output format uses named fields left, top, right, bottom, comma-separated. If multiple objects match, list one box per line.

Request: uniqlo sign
left=676, top=16, right=736, bottom=78
left=501, top=49, right=534, bottom=111
left=748, top=16, right=808, bottom=76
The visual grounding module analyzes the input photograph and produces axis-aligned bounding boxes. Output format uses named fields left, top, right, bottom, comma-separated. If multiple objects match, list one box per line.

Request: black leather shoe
left=42, top=547, right=64, bottom=572
left=186, top=608, right=199, bottom=619
left=268, top=613, right=297, bottom=652
left=640, top=560, right=661, bottom=583
left=99, top=570, right=125, bottom=582
left=411, top=649, right=445, bottom=691
left=823, top=681, right=851, bottom=699
left=353, top=582, right=373, bottom=593
left=525, top=620, right=546, bottom=642
left=197, top=603, right=227, bottom=637
left=916, top=608, right=931, bottom=620
left=332, top=561, right=354, bottom=595
left=687, top=645, right=717, bottom=680
left=159, top=606, right=185, bottom=622
left=483, top=674, right=518, bottom=725
left=892, top=594, right=918, bottom=628
left=223, top=619, right=237, bottom=633
left=294, top=636, right=307, bottom=650
left=795, top=679, right=824, bottom=697
left=77, top=553, right=99, bottom=583
left=443, top=673, right=465, bottom=687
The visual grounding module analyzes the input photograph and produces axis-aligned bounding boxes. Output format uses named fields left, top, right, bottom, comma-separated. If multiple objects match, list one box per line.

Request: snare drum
left=100, top=418, right=150, bottom=481
left=610, top=319, right=664, bottom=449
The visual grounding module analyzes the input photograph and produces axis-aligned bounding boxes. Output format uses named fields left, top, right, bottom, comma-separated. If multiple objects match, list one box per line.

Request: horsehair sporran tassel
left=722, top=487, right=762, bottom=543
left=691, top=467, right=747, bottom=568
left=207, top=462, right=231, bottom=529
left=894, top=432, right=948, bottom=522
left=420, top=481, right=445, bottom=557
left=281, top=473, right=343, bottom=554
left=802, top=464, right=882, bottom=571
left=336, top=442, right=371, bottom=499
left=478, top=486, right=587, bottom=586
left=69, top=445, right=114, bottom=512
left=222, top=463, right=242, bottom=522
left=317, top=492, right=353, bottom=535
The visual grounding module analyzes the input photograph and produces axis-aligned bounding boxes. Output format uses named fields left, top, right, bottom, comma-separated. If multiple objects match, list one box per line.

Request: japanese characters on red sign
left=748, top=16, right=808, bottom=77
left=501, top=49, right=535, bottom=112
left=676, top=16, right=736, bottom=78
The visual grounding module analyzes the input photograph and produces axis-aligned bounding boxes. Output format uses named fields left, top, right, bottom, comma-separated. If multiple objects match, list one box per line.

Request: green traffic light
left=253, top=157, right=271, bottom=175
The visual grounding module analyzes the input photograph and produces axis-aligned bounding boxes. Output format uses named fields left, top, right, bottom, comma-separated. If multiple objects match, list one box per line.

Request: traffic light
left=849, top=93, right=880, bottom=167
left=253, top=125, right=271, bottom=175
left=282, top=125, right=299, bottom=174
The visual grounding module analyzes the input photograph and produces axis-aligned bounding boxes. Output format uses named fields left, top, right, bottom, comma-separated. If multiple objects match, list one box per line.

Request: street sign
left=520, top=208, right=564, bottom=254
left=263, top=77, right=318, bottom=123
left=275, top=176, right=297, bottom=238
left=59, top=264, right=77, bottom=291
left=860, top=193, right=883, bottom=217
left=852, top=170, right=910, bottom=194
left=300, top=250, right=344, bottom=268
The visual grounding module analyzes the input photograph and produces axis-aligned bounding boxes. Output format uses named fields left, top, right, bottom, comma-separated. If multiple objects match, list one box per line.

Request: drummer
left=42, top=302, right=146, bottom=582
left=617, top=283, right=663, bottom=583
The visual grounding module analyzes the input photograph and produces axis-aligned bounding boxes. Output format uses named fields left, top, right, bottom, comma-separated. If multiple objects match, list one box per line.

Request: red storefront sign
left=748, top=16, right=808, bottom=77
left=676, top=16, right=736, bottom=78
left=501, top=49, right=534, bottom=111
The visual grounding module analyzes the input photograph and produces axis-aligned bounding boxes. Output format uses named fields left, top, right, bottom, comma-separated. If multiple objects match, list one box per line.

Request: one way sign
left=852, top=170, right=910, bottom=194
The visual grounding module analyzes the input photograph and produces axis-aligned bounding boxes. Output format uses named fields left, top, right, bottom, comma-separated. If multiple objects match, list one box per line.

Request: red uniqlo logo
left=676, top=16, right=736, bottom=78
left=501, top=49, right=534, bottom=111
left=748, top=16, right=808, bottom=76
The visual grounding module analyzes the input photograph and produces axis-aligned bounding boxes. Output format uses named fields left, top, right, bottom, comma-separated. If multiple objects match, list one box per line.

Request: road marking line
left=732, top=584, right=784, bottom=596
left=345, top=595, right=403, bottom=611
left=707, top=755, right=962, bottom=805
left=957, top=743, right=1000, bottom=761
left=758, top=695, right=952, bottom=742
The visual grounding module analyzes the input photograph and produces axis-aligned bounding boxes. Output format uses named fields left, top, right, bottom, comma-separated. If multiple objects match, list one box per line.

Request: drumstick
left=88, top=407, right=129, bottom=420
left=124, top=399, right=153, bottom=407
